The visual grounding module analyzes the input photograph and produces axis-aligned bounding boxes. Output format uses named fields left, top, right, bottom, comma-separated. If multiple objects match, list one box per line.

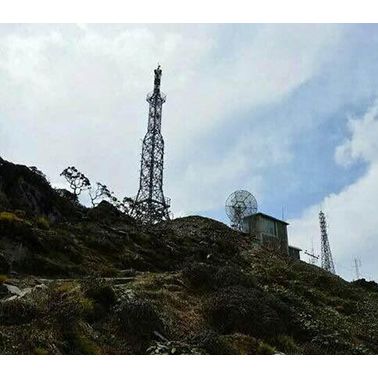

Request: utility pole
left=131, top=65, right=171, bottom=223
left=319, top=211, right=336, bottom=274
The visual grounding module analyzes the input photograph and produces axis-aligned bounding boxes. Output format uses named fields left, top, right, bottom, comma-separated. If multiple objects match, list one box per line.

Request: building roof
left=243, top=212, right=289, bottom=225
left=288, top=245, right=302, bottom=251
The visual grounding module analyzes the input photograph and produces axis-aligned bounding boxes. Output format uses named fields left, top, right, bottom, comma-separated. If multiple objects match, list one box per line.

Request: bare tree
left=60, top=166, right=91, bottom=197
left=59, top=166, right=134, bottom=214
left=89, top=182, right=113, bottom=207
left=104, top=195, right=134, bottom=214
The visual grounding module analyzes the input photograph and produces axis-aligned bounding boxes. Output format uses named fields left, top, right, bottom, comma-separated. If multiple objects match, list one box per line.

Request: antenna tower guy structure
left=319, top=210, right=336, bottom=274
left=132, top=65, right=171, bottom=223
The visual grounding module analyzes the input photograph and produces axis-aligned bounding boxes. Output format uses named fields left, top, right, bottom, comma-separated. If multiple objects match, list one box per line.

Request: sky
left=0, top=24, right=378, bottom=281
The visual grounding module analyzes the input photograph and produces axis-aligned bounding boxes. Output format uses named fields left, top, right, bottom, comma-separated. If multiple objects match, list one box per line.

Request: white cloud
left=335, top=100, right=378, bottom=167
left=289, top=101, right=378, bottom=281
left=0, top=24, right=343, bottom=217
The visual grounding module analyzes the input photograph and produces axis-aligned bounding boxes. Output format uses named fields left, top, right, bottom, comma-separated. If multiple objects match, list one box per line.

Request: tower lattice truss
left=132, top=66, right=171, bottom=223
left=319, top=211, right=336, bottom=274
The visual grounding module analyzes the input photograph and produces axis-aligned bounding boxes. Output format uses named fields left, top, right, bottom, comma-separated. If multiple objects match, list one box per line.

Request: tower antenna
left=319, top=210, right=336, bottom=274
left=131, top=65, right=171, bottom=223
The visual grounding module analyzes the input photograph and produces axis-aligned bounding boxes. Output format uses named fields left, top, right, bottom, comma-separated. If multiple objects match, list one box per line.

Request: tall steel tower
left=319, top=211, right=336, bottom=274
left=132, top=65, right=171, bottom=223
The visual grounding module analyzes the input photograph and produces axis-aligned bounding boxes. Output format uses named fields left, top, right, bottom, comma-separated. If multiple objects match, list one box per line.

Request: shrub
left=60, top=321, right=101, bottom=355
left=351, top=279, right=378, bottom=293
left=129, top=231, right=151, bottom=246
left=275, top=334, right=299, bottom=354
left=189, top=330, right=236, bottom=355
left=0, top=216, right=34, bottom=247
left=213, top=266, right=257, bottom=289
left=205, top=286, right=286, bottom=338
left=313, top=274, right=357, bottom=300
left=0, top=299, right=39, bottom=325
left=117, top=297, right=164, bottom=340
left=183, top=264, right=261, bottom=291
left=82, top=279, right=116, bottom=321
left=264, top=293, right=294, bottom=330
left=216, top=239, right=238, bottom=256
left=333, top=299, right=357, bottom=315
left=182, top=262, right=215, bottom=289
left=79, top=297, right=95, bottom=317
left=309, top=333, right=355, bottom=354
left=256, top=341, right=276, bottom=355
left=35, top=216, right=50, bottom=229
left=68, top=331, right=100, bottom=354
left=84, top=279, right=116, bottom=309
left=47, top=282, right=89, bottom=326
left=219, top=333, right=259, bottom=354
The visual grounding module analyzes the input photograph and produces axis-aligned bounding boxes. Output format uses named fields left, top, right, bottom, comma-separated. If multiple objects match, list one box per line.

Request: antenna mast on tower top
left=131, top=65, right=171, bottom=223
left=319, top=210, right=336, bottom=274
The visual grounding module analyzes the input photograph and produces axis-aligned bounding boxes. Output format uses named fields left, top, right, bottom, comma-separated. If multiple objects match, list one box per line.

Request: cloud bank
left=0, top=24, right=342, bottom=214
left=290, top=101, right=378, bottom=281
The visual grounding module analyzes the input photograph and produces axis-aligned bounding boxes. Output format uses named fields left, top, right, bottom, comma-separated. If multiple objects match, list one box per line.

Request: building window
left=261, top=218, right=277, bottom=236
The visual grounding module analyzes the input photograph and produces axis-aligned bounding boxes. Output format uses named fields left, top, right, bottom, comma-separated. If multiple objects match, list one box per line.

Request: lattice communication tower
left=132, top=65, right=171, bottom=223
left=319, top=211, right=336, bottom=274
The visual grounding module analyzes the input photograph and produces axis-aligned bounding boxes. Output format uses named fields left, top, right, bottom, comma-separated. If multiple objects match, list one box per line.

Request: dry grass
left=0, top=211, right=23, bottom=223
left=0, top=274, right=8, bottom=284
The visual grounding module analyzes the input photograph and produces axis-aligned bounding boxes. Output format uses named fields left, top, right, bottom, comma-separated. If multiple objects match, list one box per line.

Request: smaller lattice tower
left=319, top=211, right=336, bottom=274
left=131, top=65, right=171, bottom=223
left=353, top=257, right=362, bottom=280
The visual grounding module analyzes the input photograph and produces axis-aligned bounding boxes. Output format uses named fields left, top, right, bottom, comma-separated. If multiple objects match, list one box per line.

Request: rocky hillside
left=1, top=158, right=378, bottom=354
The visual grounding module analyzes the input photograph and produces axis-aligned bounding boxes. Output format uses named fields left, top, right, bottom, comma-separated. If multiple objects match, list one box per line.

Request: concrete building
left=242, top=212, right=300, bottom=260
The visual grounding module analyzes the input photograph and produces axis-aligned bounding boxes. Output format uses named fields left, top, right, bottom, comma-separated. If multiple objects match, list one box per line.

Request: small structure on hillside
left=242, top=212, right=300, bottom=260
left=288, top=245, right=302, bottom=260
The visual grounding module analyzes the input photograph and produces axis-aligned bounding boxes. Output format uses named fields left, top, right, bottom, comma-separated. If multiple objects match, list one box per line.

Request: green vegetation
left=1, top=158, right=378, bottom=354
left=0, top=299, right=39, bottom=326
left=257, top=342, right=276, bottom=355
left=205, top=286, right=288, bottom=337
left=0, top=211, right=23, bottom=222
